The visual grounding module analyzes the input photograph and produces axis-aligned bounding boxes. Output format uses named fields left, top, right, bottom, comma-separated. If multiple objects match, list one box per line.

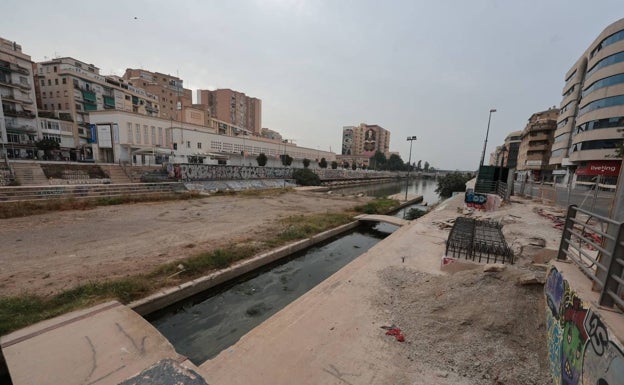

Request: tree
left=435, top=172, right=473, bottom=198
left=331, top=161, right=338, bottom=169
left=303, top=158, right=311, bottom=168
left=352, top=163, right=357, bottom=170
left=319, top=157, right=328, bottom=168
left=371, top=151, right=387, bottom=170
left=36, top=138, right=60, bottom=151
left=416, top=160, right=422, bottom=171
left=256, top=153, right=268, bottom=166
left=281, top=154, right=293, bottom=166
left=424, top=161, right=430, bottom=172
left=343, top=161, right=350, bottom=169
left=386, top=154, right=406, bottom=171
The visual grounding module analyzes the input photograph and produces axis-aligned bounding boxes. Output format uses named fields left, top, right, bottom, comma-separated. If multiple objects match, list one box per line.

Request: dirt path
left=0, top=191, right=366, bottom=297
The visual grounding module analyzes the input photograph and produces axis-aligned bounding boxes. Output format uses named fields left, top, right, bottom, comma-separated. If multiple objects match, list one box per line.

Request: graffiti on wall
left=545, top=267, right=624, bottom=385
left=179, top=165, right=293, bottom=181
left=465, top=190, right=488, bottom=209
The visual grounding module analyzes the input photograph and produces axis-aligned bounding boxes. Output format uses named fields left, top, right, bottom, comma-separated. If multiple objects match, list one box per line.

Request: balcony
left=3, top=109, right=35, bottom=119
left=16, top=81, right=32, bottom=91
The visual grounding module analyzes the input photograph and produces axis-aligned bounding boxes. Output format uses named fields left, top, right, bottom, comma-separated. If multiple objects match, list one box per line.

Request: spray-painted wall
left=178, top=165, right=293, bottom=181
left=176, top=164, right=399, bottom=182
left=544, top=266, right=624, bottom=384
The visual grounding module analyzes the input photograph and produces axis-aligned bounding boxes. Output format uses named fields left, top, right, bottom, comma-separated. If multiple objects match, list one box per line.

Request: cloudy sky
left=4, top=0, right=623, bottom=169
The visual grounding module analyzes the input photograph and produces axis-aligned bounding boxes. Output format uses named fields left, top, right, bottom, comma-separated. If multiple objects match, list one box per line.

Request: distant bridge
left=355, top=214, right=410, bottom=227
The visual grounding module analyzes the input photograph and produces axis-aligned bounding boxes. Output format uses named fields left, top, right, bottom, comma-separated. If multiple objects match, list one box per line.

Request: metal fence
left=513, top=181, right=615, bottom=217
left=475, top=180, right=508, bottom=199
left=557, top=205, right=624, bottom=309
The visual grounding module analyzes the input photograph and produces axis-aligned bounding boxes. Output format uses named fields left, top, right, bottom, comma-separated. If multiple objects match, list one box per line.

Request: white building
left=88, top=110, right=335, bottom=166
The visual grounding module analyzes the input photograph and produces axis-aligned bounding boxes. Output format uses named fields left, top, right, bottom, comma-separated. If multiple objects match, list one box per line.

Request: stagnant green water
left=148, top=224, right=394, bottom=365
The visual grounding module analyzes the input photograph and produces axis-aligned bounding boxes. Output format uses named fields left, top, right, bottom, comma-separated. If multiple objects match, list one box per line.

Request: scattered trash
left=385, top=327, right=405, bottom=342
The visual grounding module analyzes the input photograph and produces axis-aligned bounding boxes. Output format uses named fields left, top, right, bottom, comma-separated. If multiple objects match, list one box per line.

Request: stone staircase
left=100, top=164, right=133, bottom=184
left=10, top=162, right=49, bottom=186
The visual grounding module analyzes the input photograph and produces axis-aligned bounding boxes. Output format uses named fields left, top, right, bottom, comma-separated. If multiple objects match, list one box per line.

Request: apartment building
left=517, top=108, right=559, bottom=181
left=123, top=69, right=192, bottom=121
left=196, top=89, right=262, bottom=135
left=34, top=58, right=162, bottom=160
left=0, top=37, right=38, bottom=159
left=551, top=17, right=624, bottom=186
left=341, top=123, right=391, bottom=158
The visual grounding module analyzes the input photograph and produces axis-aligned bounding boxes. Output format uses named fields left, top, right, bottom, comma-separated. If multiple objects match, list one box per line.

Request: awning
left=130, top=146, right=173, bottom=156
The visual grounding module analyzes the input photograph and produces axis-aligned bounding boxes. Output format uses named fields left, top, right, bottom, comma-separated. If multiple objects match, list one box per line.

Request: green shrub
left=292, top=168, right=321, bottom=186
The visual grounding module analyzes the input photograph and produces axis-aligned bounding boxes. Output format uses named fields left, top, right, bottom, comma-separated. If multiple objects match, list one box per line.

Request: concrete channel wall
left=130, top=221, right=361, bottom=316
left=544, top=262, right=624, bottom=384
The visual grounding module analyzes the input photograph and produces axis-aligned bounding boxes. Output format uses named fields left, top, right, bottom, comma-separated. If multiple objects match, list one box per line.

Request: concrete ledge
left=129, top=221, right=361, bottom=316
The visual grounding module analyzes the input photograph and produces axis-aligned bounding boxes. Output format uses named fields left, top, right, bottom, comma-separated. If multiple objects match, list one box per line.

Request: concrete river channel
left=147, top=178, right=440, bottom=365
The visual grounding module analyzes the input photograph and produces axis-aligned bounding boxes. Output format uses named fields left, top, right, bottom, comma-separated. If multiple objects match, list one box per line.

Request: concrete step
left=10, top=163, right=49, bottom=186
left=0, top=183, right=187, bottom=202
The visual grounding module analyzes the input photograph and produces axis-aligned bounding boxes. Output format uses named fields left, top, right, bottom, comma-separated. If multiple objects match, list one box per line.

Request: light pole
left=405, top=136, right=417, bottom=202
left=479, top=109, right=497, bottom=168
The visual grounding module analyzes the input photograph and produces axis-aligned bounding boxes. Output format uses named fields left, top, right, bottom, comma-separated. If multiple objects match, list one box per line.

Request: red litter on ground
left=385, top=327, right=405, bottom=342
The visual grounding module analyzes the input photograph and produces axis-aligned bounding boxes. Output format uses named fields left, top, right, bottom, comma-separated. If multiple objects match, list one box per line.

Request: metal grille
left=446, top=217, right=514, bottom=264
left=558, top=205, right=624, bottom=309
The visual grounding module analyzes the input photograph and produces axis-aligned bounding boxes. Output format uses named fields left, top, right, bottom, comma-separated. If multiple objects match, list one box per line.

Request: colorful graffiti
left=465, top=190, right=488, bottom=209
left=544, top=267, right=624, bottom=385
left=179, top=165, right=293, bottom=181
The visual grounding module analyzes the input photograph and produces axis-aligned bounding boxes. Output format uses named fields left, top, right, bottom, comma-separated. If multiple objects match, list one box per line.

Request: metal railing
left=557, top=205, right=624, bottom=309
left=475, top=180, right=508, bottom=199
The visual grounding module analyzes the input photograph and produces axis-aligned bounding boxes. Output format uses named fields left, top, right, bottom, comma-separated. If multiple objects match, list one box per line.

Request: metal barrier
left=514, top=182, right=615, bottom=217
left=557, top=205, right=624, bottom=309
left=475, top=180, right=507, bottom=199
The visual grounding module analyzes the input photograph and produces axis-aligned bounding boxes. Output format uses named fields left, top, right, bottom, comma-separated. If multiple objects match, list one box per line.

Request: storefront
left=575, top=160, right=621, bottom=188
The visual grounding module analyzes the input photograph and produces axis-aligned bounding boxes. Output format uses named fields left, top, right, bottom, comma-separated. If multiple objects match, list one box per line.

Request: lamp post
left=405, top=136, right=417, bottom=202
left=479, top=109, right=497, bottom=168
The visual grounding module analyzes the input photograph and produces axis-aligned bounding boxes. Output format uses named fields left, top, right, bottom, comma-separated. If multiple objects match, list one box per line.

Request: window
left=576, top=116, right=624, bottom=134
left=197, top=142, right=202, bottom=149
left=157, top=127, right=162, bottom=145
left=42, top=91, right=46, bottom=98
left=151, top=126, right=156, bottom=144
left=143, top=125, right=148, bottom=144
left=58, top=103, right=61, bottom=109
left=65, top=103, right=69, bottom=109
left=551, top=148, right=565, bottom=158
left=578, top=94, right=624, bottom=116
left=135, top=124, right=141, bottom=144
left=53, top=66, right=57, bottom=72
left=56, top=91, right=60, bottom=97
left=40, top=79, right=45, bottom=86
left=586, top=51, right=624, bottom=79
left=54, top=78, right=58, bottom=85
left=64, top=90, right=68, bottom=97
left=582, top=73, right=624, bottom=98
left=43, top=103, right=47, bottom=109
left=127, top=123, right=133, bottom=143
left=62, top=77, right=66, bottom=84
left=186, top=141, right=191, bottom=148
left=173, top=143, right=178, bottom=150
left=590, top=28, right=624, bottom=58
left=47, top=79, right=51, bottom=86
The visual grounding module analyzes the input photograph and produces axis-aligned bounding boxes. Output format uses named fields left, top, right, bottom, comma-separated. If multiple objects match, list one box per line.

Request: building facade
left=123, top=69, right=192, bottom=121
left=551, top=17, right=624, bottom=186
left=516, top=108, right=559, bottom=181
left=341, top=123, right=391, bottom=158
left=196, top=89, right=261, bottom=135
left=88, top=110, right=334, bottom=166
left=34, top=58, right=163, bottom=160
left=0, top=37, right=38, bottom=159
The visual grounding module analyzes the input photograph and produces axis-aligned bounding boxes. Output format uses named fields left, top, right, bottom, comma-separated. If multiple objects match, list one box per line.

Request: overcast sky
left=4, top=0, right=623, bottom=169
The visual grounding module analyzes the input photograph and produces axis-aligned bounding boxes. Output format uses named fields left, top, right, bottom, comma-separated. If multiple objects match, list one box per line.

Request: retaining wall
left=544, top=262, right=624, bottom=384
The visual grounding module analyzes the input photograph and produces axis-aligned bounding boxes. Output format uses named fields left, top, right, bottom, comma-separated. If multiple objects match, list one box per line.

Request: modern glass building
left=551, top=18, right=624, bottom=187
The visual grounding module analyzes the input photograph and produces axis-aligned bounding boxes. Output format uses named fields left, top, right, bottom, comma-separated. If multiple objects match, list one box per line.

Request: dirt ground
left=374, top=196, right=567, bottom=385
left=0, top=191, right=367, bottom=297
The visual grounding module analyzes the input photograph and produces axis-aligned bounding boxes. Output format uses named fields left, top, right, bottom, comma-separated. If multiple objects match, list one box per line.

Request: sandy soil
left=0, top=191, right=367, bottom=297
left=373, top=196, right=567, bottom=384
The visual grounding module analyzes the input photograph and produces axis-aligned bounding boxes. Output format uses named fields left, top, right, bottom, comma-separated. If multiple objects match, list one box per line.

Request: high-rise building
left=341, top=123, right=390, bottom=158
left=517, top=108, right=559, bottom=180
left=123, top=69, right=192, bottom=121
left=196, top=89, right=261, bottom=135
left=551, top=17, right=624, bottom=186
left=503, top=130, right=522, bottom=169
left=0, top=37, right=38, bottom=159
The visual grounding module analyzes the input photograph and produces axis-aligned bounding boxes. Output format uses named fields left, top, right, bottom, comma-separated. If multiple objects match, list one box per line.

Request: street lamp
left=479, top=109, right=497, bottom=168
left=405, top=136, right=417, bottom=202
